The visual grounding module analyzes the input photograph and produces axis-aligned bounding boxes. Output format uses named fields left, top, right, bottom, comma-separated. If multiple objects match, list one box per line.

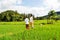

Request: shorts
left=26, top=24, right=29, bottom=29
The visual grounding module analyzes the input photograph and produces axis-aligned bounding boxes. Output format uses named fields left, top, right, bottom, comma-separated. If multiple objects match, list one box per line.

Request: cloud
left=43, top=0, right=60, bottom=10
left=0, top=0, right=60, bottom=17
left=0, top=0, right=22, bottom=13
left=30, top=7, right=48, bottom=17
left=7, top=6, right=48, bottom=17
left=0, top=0, right=22, bottom=9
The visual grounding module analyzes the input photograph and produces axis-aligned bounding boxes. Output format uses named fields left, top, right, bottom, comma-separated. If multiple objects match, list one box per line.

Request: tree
left=47, top=10, right=57, bottom=24
left=0, top=10, right=34, bottom=22
left=0, top=10, right=21, bottom=22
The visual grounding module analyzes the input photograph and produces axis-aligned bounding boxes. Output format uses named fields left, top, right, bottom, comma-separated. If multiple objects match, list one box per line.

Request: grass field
left=0, top=20, right=60, bottom=40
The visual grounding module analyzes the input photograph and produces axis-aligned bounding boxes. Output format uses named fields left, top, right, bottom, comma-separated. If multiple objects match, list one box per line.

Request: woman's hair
left=31, top=14, right=33, bottom=16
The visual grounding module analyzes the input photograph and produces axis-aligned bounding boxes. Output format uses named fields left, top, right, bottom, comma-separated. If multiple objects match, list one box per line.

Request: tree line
left=0, top=10, right=59, bottom=22
left=0, top=10, right=34, bottom=22
left=35, top=10, right=60, bottom=20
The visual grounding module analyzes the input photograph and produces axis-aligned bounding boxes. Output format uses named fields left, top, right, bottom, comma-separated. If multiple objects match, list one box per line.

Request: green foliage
left=0, top=10, right=34, bottom=22
left=47, top=10, right=58, bottom=23
left=48, top=10, right=57, bottom=19
left=0, top=10, right=34, bottom=21
left=0, top=10, right=24, bottom=22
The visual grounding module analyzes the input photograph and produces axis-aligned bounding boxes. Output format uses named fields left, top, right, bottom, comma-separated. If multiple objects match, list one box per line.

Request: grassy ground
left=0, top=20, right=60, bottom=40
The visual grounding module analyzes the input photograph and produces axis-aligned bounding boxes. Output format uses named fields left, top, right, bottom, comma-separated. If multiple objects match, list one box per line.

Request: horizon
left=0, top=0, right=60, bottom=17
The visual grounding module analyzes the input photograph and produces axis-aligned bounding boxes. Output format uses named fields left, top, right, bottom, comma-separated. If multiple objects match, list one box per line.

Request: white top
left=30, top=16, right=33, bottom=22
left=25, top=18, right=29, bottom=24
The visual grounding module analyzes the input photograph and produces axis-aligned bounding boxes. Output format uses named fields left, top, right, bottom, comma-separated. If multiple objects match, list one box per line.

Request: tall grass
left=0, top=20, right=60, bottom=40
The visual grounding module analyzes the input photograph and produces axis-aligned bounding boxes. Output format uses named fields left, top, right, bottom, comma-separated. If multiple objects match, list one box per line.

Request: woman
left=25, top=16, right=29, bottom=29
left=30, top=14, right=34, bottom=28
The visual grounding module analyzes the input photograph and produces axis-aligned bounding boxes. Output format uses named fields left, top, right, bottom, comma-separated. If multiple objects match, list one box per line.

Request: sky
left=0, top=0, right=60, bottom=17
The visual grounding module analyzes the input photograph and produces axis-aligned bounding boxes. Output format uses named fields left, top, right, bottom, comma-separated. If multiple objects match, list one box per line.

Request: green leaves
left=0, top=10, right=24, bottom=22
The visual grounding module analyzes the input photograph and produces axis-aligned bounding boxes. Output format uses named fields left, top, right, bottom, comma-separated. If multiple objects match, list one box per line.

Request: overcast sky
left=0, top=0, right=60, bottom=17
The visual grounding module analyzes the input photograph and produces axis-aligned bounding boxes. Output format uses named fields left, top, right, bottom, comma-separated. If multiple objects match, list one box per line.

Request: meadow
left=0, top=20, right=60, bottom=40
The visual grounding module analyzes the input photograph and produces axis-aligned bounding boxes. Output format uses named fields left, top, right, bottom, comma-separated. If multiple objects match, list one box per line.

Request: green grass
left=0, top=20, right=60, bottom=40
